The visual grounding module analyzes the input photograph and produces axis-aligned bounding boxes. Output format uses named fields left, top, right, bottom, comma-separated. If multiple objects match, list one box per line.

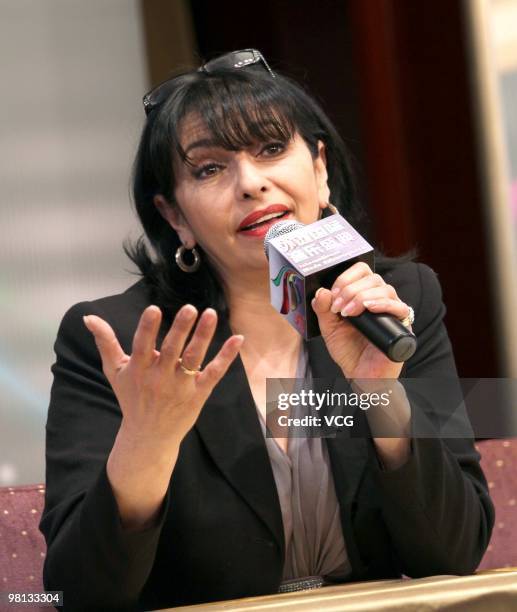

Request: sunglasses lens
left=204, top=50, right=257, bottom=72
left=202, top=49, right=274, bottom=77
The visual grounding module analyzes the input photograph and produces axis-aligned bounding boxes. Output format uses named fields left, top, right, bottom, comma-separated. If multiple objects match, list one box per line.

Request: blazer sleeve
left=373, top=263, right=494, bottom=576
left=40, top=301, right=170, bottom=611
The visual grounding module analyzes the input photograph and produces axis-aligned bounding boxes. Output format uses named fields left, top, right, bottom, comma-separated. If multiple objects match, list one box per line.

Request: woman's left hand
left=312, top=262, right=412, bottom=380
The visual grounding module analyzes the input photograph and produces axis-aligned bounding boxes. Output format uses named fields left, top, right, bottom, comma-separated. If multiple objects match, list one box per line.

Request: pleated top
left=257, top=343, right=351, bottom=581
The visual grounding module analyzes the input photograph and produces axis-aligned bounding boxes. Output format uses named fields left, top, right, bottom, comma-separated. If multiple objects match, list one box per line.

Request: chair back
left=0, top=484, right=46, bottom=595
left=477, top=439, right=517, bottom=570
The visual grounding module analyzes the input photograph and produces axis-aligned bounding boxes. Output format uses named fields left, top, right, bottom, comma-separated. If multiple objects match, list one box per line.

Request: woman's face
left=156, top=114, right=330, bottom=282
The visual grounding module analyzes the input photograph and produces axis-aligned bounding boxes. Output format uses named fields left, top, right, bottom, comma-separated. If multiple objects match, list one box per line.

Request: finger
left=158, top=304, right=199, bottom=368
left=196, top=335, right=244, bottom=395
left=330, top=262, right=373, bottom=297
left=177, top=308, right=218, bottom=373
left=338, top=286, right=400, bottom=317
left=311, top=288, right=348, bottom=337
left=311, top=287, right=333, bottom=315
left=83, top=315, right=128, bottom=380
left=362, top=298, right=411, bottom=323
left=131, top=306, right=162, bottom=368
left=330, top=274, right=390, bottom=314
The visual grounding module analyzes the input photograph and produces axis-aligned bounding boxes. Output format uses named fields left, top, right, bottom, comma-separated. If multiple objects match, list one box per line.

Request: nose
left=234, top=155, right=269, bottom=200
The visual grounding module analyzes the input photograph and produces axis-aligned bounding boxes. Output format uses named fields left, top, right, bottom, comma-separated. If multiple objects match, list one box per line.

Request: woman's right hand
left=83, top=305, right=244, bottom=448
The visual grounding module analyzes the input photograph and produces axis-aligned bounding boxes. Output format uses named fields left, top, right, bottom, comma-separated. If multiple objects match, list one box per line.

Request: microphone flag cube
left=266, top=215, right=374, bottom=339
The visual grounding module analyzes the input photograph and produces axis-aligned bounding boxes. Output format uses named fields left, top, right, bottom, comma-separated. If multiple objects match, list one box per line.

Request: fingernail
left=145, top=305, right=159, bottom=319
left=315, top=288, right=324, bottom=299
left=83, top=315, right=91, bottom=328
left=331, top=287, right=340, bottom=296
left=363, top=300, right=377, bottom=307
left=330, top=296, right=344, bottom=313
left=341, top=302, right=355, bottom=317
left=181, top=304, right=197, bottom=318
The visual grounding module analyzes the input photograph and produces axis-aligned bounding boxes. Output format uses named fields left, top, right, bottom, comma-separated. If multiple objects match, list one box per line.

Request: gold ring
left=399, top=305, right=415, bottom=328
left=178, top=357, right=201, bottom=376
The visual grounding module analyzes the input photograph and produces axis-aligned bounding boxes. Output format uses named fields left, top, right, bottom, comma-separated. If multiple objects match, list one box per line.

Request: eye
left=192, top=162, right=223, bottom=180
left=260, top=142, right=286, bottom=157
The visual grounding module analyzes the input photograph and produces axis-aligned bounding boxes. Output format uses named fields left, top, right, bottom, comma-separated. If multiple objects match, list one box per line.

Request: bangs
left=172, top=73, right=297, bottom=163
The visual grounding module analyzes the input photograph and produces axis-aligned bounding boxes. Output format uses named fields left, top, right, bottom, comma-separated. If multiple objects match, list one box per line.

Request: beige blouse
left=257, top=344, right=351, bottom=581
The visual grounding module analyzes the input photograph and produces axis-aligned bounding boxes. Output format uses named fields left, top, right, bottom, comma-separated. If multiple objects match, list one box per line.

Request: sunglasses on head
left=142, top=48, right=275, bottom=116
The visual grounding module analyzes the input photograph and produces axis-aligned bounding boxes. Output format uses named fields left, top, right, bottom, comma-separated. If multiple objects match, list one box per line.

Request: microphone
left=264, top=215, right=417, bottom=362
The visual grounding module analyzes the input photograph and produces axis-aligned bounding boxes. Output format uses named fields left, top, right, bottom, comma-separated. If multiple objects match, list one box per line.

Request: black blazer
left=40, top=262, right=494, bottom=611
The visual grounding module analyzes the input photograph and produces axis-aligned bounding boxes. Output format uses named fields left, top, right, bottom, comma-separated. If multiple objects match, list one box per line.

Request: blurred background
left=1, top=0, right=516, bottom=486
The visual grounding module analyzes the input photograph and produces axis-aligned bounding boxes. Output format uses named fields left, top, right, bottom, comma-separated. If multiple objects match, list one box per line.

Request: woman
left=40, top=49, right=494, bottom=611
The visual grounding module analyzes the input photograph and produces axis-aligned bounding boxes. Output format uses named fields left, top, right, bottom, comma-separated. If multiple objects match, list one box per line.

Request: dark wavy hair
left=126, top=63, right=409, bottom=316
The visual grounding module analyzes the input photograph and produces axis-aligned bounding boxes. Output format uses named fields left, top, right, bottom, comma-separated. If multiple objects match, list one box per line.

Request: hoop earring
left=175, top=245, right=201, bottom=273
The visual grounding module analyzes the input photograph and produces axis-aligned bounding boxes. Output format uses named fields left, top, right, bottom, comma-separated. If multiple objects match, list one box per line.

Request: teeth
left=254, top=212, right=285, bottom=224
left=242, top=211, right=286, bottom=229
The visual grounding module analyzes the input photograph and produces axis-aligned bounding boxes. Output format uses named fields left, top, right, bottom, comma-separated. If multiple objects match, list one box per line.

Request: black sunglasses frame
left=142, top=48, right=275, bottom=116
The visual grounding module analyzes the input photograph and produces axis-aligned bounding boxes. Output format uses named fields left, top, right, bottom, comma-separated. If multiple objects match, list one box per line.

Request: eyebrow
left=184, top=138, right=221, bottom=156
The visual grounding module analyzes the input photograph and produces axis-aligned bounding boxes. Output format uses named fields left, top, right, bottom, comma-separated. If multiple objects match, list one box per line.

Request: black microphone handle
left=346, top=310, right=417, bottom=363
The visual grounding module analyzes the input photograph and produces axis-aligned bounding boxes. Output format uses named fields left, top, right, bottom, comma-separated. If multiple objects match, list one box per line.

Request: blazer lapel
left=194, top=315, right=285, bottom=556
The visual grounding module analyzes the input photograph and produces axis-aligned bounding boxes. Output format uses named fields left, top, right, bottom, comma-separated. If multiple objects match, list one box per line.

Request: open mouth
left=239, top=210, right=289, bottom=232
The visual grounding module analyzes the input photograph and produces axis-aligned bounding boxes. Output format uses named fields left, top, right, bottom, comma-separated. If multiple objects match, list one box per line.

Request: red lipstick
left=238, top=204, right=290, bottom=238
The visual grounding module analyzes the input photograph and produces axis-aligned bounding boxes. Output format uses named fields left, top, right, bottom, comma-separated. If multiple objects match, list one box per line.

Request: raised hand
left=83, top=304, right=244, bottom=447
left=82, top=304, right=243, bottom=529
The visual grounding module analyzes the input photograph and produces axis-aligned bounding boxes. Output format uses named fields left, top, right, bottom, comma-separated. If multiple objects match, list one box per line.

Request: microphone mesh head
left=263, top=220, right=304, bottom=259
